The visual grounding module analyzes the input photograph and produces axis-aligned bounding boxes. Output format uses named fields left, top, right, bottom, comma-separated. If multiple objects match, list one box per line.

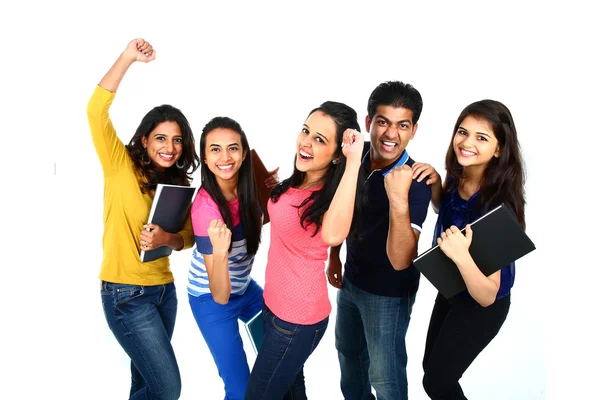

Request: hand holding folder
left=413, top=204, right=536, bottom=299
left=140, top=184, right=199, bottom=263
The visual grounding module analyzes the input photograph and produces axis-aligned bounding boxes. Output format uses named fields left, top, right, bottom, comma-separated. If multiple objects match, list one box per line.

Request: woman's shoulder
left=192, top=188, right=220, bottom=214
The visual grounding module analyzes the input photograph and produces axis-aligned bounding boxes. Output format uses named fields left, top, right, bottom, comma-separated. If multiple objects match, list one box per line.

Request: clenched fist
left=207, top=220, right=232, bottom=255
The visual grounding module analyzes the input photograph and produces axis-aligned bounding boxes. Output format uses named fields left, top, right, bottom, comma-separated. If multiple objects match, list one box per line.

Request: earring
left=176, top=158, right=186, bottom=169
left=332, top=159, right=340, bottom=165
left=141, top=148, right=151, bottom=165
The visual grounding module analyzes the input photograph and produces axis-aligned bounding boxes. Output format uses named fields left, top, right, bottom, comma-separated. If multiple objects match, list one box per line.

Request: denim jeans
left=101, top=281, right=181, bottom=400
left=335, top=278, right=416, bottom=400
left=245, top=305, right=329, bottom=400
left=188, top=279, right=264, bottom=400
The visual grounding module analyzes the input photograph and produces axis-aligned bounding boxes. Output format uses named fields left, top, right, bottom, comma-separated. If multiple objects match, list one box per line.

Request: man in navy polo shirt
left=327, top=81, right=431, bottom=400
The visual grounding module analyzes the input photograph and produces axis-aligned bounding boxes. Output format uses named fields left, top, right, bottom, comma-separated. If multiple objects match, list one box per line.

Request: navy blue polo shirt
left=344, top=143, right=431, bottom=297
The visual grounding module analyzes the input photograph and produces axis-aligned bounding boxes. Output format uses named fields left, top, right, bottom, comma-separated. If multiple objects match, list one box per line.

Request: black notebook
left=413, top=204, right=535, bottom=299
left=140, top=184, right=199, bottom=263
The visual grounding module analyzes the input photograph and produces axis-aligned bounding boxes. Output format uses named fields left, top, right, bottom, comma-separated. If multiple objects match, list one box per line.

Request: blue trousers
left=335, top=278, right=416, bottom=400
left=101, top=281, right=181, bottom=400
left=245, top=305, right=329, bottom=399
left=188, top=279, right=263, bottom=400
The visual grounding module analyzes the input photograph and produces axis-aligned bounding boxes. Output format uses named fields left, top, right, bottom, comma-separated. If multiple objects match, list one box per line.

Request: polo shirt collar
left=362, top=148, right=410, bottom=177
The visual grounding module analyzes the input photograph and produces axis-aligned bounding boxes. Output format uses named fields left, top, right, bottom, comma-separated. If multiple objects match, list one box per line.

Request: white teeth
left=460, top=149, right=476, bottom=156
left=159, top=153, right=174, bottom=159
left=382, top=141, right=397, bottom=147
left=300, top=149, right=313, bottom=158
left=217, top=165, right=233, bottom=170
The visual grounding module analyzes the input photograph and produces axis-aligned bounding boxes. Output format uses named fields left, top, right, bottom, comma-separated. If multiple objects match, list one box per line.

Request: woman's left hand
left=140, top=223, right=169, bottom=251
left=341, top=129, right=364, bottom=161
left=437, top=225, right=472, bottom=264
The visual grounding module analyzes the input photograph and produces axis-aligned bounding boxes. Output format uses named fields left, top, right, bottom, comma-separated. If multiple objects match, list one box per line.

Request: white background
left=1, top=1, right=597, bottom=399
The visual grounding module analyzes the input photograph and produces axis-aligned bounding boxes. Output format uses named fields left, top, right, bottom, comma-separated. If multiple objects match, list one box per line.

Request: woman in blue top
left=187, top=117, right=278, bottom=400
left=412, top=99, right=526, bottom=399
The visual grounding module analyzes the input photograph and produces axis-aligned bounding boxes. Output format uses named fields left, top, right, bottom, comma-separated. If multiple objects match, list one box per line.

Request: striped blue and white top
left=187, top=188, right=254, bottom=298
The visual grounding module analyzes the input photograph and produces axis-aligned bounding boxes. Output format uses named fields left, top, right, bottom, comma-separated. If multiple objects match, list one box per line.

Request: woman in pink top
left=245, top=101, right=365, bottom=399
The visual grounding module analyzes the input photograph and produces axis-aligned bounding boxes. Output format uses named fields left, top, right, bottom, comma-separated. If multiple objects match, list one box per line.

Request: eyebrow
left=153, top=133, right=183, bottom=138
left=209, top=142, right=240, bottom=147
left=376, top=115, right=412, bottom=125
left=458, top=125, right=492, bottom=138
left=303, top=124, right=329, bottom=143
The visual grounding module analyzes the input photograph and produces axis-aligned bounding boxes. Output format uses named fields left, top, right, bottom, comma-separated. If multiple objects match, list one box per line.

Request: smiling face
left=366, top=105, right=417, bottom=170
left=203, top=128, right=246, bottom=185
left=141, top=121, right=183, bottom=171
left=453, top=115, right=501, bottom=171
left=295, top=111, right=339, bottom=182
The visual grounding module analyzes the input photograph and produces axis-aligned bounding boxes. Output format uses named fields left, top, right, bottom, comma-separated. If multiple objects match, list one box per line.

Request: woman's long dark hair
left=199, top=117, right=262, bottom=255
left=127, top=104, right=200, bottom=192
left=270, top=101, right=365, bottom=236
left=443, top=100, right=526, bottom=228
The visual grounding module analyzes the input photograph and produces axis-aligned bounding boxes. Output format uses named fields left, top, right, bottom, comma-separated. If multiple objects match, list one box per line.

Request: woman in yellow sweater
left=87, top=38, right=199, bottom=400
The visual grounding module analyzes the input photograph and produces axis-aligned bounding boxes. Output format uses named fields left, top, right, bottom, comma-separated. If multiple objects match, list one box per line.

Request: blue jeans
left=101, top=281, right=181, bottom=400
left=335, top=278, right=415, bottom=400
left=245, top=305, right=329, bottom=400
left=188, top=279, right=264, bottom=400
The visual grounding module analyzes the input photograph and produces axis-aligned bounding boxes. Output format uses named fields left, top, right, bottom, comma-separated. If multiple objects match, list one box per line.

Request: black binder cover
left=140, top=184, right=198, bottom=263
left=413, top=204, right=535, bottom=299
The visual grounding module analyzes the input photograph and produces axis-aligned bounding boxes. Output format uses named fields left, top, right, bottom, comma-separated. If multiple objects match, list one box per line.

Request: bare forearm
left=387, top=201, right=416, bottom=270
left=455, top=257, right=499, bottom=307
left=208, top=252, right=232, bottom=304
left=330, top=245, right=341, bottom=260
left=431, top=180, right=443, bottom=214
left=165, top=233, right=185, bottom=251
left=321, top=163, right=361, bottom=246
left=99, top=53, right=136, bottom=93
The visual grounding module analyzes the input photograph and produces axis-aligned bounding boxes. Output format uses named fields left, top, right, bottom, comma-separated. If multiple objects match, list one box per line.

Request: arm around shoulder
left=412, top=162, right=443, bottom=213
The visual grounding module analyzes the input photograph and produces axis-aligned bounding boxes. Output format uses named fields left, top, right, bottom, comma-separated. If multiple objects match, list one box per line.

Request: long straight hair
left=199, top=117, right=262, bottom=255
left=271, top=101, right=365, bottom=236
left=443, top=100, right=526, bottom=228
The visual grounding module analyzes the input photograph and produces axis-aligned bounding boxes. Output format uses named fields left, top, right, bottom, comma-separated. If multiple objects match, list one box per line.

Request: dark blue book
left=140, top=184, right=199, bottom=263
left=414, top=204, right=536, bottom=299
left=244, top=310, right=265, bottom=354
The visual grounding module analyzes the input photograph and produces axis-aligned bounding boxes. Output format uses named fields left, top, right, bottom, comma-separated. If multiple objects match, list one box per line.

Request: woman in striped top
left=187, top=117, right=278, bottom=400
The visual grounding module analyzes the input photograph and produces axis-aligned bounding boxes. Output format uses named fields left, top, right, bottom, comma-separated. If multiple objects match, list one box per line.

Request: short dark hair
left=367, top=81, right=423, bottom=124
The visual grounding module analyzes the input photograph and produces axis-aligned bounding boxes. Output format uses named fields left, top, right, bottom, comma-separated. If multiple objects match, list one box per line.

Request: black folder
left=140, top=184, right=199, bottom=263
left=413, top=204, right=535, bottom=299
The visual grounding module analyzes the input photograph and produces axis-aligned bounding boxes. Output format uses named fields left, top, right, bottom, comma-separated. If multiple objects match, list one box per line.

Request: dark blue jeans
left=101, top=281, right=181, bottom=400
left=245, top=305, right=328, bottom=400
left=335, top=278, right=415, bottom=400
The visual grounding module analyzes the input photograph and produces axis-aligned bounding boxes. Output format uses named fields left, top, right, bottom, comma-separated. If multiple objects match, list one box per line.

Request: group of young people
left=88, top=39, right=526, bottom=400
